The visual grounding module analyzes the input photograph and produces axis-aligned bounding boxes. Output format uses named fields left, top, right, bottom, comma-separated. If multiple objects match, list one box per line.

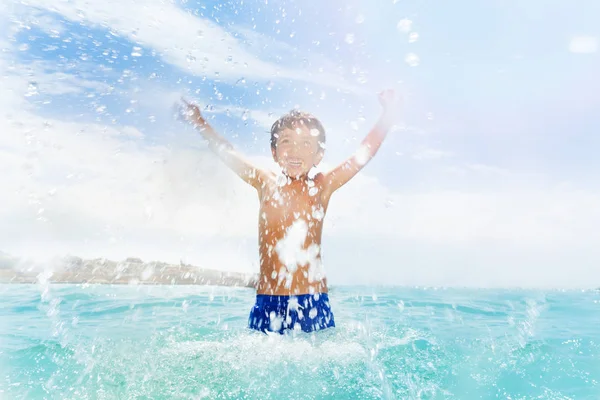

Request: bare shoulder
left=255, top=168, right=277, bottom=195
left=312, top=172, right=333, bottom=200
left=257, top=168, right=277, bottom=183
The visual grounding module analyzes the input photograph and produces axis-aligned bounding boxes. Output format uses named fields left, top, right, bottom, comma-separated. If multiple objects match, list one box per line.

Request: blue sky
left=1, top=0, right=599, bottom=287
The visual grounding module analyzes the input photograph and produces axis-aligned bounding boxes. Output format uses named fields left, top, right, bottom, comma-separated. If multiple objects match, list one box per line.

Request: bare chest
left=259, top=179, right=327, bottom=230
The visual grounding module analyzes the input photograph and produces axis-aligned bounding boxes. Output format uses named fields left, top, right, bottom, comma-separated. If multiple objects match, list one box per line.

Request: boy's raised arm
left=321, top=89, right=398, bottom=195
left=180, top=99, right=270, bottom=189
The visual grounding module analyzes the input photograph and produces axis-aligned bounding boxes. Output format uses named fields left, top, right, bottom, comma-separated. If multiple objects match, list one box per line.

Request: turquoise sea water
left=1, top=284, right=599, bottom=399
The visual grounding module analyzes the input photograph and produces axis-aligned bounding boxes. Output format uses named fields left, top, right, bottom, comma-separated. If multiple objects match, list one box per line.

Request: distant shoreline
left=0, top=255, right=258, bottom=288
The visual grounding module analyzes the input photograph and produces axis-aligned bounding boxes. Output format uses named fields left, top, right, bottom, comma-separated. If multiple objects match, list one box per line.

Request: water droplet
left=226, top=55, right=233, bottom=62
left=276, top=174, right=287, bottom=187
left=398, top=300, right=405, bottom=312
left=385, top=199, right=394, bottom=208
left=345, top=33, right=355, bottom=44
left=409, top=32, right=419, bottom=43
left=19, top=43, right=30, bottom=51
left=141, top=267, right=153, bottom=280
left=312, top=206, right=325, bottom=220
left=241, top=110, right=249, bottom=121
left=25, top=82, right=39, bottom=97
left=354, top=145, right=370, bottom=165
left=309, top=187, right=318, bottom=196
left=186, top=54, right=197, bottom=63
left=397, top=18, right=412, bottom=33
left=427, top=112, right=434, bottom=120
left=131, top=46, right=142, bottom=57
left=405, top=53, right=420, bottom=67
left=355, top=14, right=365, bottom=24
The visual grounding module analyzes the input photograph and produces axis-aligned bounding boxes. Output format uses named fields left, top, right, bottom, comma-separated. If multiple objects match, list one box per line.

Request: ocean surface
left=0, top=284, right=599, bottom=399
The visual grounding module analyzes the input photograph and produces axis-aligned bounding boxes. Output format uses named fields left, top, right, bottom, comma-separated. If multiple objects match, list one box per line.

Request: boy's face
left=272, top=125, right=324, bottom=178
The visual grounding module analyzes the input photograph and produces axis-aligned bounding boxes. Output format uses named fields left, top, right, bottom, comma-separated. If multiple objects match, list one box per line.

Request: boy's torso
left=256, top=173, right=330, bottom=296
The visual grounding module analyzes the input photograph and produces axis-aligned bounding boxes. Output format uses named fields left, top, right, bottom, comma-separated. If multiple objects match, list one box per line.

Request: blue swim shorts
left=248, top=293, right=335, bottom=334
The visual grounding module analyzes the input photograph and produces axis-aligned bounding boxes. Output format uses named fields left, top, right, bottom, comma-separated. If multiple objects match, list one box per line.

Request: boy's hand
left=378, top=89, right=399, bottom=126
left=378, top=89, right=396, bottom=109
left=179, top=98, right=207, bottom=127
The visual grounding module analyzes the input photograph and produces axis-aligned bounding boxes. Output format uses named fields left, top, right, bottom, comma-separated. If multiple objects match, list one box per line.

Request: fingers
left=378, top=89, right=396, bottom=102
left=175, top=97, right=201, bottom=123
left=180, top=97, right=200, bottom=110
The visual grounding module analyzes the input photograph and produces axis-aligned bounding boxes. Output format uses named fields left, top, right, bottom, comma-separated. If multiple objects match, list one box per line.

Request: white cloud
left=337, top=186, right=600, bottom=246
left=14, top=0, right=356, bottom=90
left=229, top=25, right=360, bottom=90
left=13, top=60, right=112, bottom=96
left=12, top=7, right=66, bottom=37
left=569, top=36, right=598, bottom=54
left=230, top=26, right=304, bottom=62
left=464, top=163, right=511, bottom=175
left=0, top=107, right=261, bottom=265
left=245, top=109, right=279, bottom=131
left=0, top=39, right=258, bottom=263
left=195, top=103, right=280, bottom=131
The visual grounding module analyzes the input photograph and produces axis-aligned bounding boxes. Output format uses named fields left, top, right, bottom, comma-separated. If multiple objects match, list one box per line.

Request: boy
left=181, top=89, right=397, bottom=334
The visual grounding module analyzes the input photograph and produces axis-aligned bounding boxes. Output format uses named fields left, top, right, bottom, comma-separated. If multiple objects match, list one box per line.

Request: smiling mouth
left=287, top=159, right=303, bottom=168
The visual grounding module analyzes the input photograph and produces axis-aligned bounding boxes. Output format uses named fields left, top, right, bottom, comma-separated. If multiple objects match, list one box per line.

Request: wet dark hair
left=270, top=110, right=326, bottom=152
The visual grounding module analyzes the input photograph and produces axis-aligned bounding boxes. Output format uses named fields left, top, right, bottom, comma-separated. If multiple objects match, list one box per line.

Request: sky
left=1, top=0, right=599, bottom=288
